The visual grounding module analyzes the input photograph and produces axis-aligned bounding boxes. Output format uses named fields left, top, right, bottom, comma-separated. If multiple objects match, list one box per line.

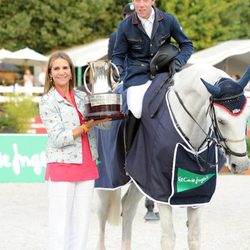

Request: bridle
left=209, top=93, right=247, bottom=157
left=173, top=91, right=247, bottom=157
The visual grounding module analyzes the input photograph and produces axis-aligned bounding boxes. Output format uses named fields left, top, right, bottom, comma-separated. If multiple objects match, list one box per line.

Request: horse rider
left=109, top=2, right=159, bottom=221
left=112, top=0, right=194, bottom=221
left=112, top=0, right=194, bottom=152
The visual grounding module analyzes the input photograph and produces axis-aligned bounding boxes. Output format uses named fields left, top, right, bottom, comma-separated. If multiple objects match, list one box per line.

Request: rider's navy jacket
left=112, top=7, right=194, bottom=90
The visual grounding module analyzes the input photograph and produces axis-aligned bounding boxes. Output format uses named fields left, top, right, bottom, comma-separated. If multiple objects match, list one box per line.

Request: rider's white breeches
left=127, top=80, right=152, bottom=118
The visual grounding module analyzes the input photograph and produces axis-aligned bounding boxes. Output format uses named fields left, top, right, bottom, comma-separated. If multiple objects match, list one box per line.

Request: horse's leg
left=157, top=204, right=175, bottom=250
left=187, top=206, right=201, bottom=250
left=121, top=183, right=143, bottom=250
left=95, top=190, right=110, bottom=250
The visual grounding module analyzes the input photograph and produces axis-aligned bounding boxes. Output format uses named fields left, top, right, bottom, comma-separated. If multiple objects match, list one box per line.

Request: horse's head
left=201, top=66, right=250, bottom=173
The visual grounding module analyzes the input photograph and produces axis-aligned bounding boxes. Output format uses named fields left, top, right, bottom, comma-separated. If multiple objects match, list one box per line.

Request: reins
left=148, top=76, right=219, bottom=170
left=173, top=90, right=247, bottom=158
left=172, top=90, right=218, bottom=171
left=174, top=91, right=210, bottom=138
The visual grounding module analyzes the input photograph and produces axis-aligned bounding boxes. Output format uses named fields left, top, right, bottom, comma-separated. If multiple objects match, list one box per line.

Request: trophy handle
left=110, top=62, right=120, bottom=83
left=83, top=65, right=92, bottom=94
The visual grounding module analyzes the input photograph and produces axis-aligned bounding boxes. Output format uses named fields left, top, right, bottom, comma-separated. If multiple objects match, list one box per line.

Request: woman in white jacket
left=39, top=51, right=110, bottom=250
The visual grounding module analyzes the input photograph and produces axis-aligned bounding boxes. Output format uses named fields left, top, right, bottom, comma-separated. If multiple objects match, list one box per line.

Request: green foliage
left=157, top=0, right=249, bottom=51
left=220, top=0, right=250, bottom=39
left=0, top=0, right=113, bottom=53
left=0, top=0, right=249, bottom=53
left=247, top=138, right=250, bottom=157
left=0, top=94, right=38, bottom=133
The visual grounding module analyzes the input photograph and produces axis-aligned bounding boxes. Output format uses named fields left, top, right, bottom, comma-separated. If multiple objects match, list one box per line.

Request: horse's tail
left=107, top=189, right=121, bottom=226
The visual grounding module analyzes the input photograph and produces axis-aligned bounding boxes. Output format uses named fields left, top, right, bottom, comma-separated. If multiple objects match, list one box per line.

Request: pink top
left=45, top=88, right=98, bottom=182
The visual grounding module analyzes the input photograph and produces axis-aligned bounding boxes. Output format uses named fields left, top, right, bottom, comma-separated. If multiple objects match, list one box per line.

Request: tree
left=0, top=0, right=249, bottom=53
left=220, top=0, right=250, bottom=39
left=159, top=0, right=249, bottom=50
left=0, top=0, right=115, bottom=53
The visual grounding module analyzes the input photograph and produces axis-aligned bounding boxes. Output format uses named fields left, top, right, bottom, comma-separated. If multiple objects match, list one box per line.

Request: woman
left=23, top=68, right=34, bottom=95
left=23, top=68, right=34, bottom=87
left=39, top=51, right=110, bottom=250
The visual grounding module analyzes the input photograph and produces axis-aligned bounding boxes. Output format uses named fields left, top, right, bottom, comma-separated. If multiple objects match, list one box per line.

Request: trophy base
left=85, top=112, right=127, bottom=121
left=84, top=93, right=126, bottom=121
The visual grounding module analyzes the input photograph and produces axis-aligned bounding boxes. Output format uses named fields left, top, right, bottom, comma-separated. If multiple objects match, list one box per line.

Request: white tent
left=188, top=40, right=250, bottom=76
left=2, top=47, right=48, bottom=67
left=0, top=49, right=13, bottom=61
left=63, top=38, right=109, bottom=67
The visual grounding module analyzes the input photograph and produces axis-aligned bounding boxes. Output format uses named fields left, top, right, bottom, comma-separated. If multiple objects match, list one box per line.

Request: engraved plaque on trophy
left=83, top=60, right=126, bottom=121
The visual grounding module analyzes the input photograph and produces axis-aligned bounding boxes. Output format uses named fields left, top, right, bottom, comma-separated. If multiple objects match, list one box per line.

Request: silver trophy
left=83, top=60, right=126, bottom=121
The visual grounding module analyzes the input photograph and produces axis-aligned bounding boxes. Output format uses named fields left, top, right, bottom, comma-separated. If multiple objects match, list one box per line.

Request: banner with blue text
left=0, top=134, right=47, bottom=182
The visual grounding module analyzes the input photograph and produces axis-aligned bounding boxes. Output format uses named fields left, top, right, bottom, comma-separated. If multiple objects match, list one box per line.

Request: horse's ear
left=200, top=78, right=221, bottom=97
left=239, top=66, right=250, bottom=89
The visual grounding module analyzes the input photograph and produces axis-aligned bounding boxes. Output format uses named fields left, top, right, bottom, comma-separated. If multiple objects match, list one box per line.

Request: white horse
left=95, top=64, right=250, bottom=250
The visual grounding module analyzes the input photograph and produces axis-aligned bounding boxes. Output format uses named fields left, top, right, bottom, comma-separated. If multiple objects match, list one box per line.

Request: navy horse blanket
left=126, top=73, right=226, bottom=206
left=95, top=84, right=131, bottom=189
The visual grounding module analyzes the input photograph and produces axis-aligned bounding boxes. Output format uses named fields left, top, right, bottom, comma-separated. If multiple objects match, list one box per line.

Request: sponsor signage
left=177, top=168, right=215, bottom=192
left=0, top=134, right=47, bottom=182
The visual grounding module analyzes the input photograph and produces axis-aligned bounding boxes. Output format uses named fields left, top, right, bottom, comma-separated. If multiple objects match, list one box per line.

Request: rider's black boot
left=124, top=110, right=141, bottom=154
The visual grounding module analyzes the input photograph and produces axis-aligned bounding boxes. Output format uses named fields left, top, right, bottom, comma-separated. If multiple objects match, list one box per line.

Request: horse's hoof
left=144, top=211, right=160, bottom=221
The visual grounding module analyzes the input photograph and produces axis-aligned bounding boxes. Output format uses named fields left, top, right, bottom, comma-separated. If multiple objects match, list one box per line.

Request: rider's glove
left=169, top=59, right=182, bottom=75
left=112, top=65, right=123, bottom=83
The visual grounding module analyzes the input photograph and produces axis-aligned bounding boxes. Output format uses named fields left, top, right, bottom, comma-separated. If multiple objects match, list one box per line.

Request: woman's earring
left=49, top=77, right=53, bottom=83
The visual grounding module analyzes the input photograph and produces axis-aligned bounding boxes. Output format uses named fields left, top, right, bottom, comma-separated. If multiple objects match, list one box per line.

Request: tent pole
left=77, top=66, right=82, bottom=87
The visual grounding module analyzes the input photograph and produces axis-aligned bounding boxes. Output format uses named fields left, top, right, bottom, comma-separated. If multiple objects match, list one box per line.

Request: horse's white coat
left=96, top=64, right=250, bottom=250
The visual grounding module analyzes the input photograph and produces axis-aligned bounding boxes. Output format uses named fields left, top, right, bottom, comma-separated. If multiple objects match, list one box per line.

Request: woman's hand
left=73, top=118, right=111, bottom=139
left=85, top=118, right=111, bottom=129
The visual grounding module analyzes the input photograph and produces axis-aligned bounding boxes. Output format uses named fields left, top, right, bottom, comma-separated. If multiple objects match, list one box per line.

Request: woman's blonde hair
left=44, top=51, right=76, bottom=94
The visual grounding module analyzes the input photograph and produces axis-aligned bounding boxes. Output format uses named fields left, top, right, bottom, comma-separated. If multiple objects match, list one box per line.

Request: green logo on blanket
left=177, top=168, right=215, bottom=192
